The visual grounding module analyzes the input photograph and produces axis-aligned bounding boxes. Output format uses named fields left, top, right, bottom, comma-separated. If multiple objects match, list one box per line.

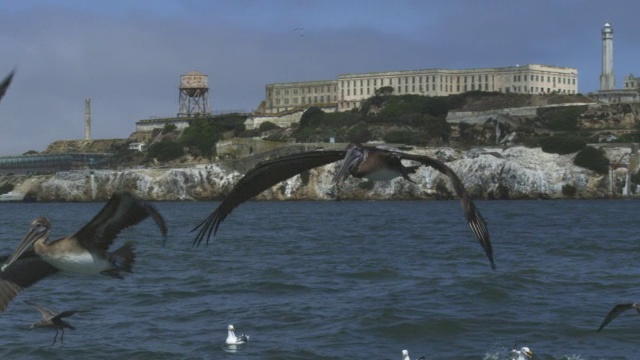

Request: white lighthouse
left=600, top=22, right=615, bottom=90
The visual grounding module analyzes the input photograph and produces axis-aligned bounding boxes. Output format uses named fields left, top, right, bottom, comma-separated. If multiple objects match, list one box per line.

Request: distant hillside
left=35, top=91, right=640, bottom=170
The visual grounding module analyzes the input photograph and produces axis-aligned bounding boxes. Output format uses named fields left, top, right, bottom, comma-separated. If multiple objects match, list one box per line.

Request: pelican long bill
left=2, top=220, right=48, bottom=272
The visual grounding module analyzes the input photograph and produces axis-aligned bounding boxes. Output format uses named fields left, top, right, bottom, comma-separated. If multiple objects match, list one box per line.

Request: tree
left=181, top=117, right=222, bottom=157
left=375, top=86, right=394, bottom=96
left=162, top=123, right=177, bottom=134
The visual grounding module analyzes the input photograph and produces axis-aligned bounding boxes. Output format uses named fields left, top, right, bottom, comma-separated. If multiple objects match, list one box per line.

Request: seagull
left=0, top=70, right=14, bottom=103
left=510, top=346, right=533, bottom=360
left=226, top=324, right=249, bottom=345
left=402, top=349, right=425, bottom=360
left=0, top=192, right=168, bottom=314
left=597, top=303, right=640, bottom=331
left=24, top=300, right=83, bottom=344
left=192, top=142, right=495, bottom=270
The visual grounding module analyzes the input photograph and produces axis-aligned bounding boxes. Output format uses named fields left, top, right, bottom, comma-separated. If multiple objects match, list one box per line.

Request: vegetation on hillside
left=145, top=113, right=248, bottom=162
left=574, top=146, right=610, bottom=175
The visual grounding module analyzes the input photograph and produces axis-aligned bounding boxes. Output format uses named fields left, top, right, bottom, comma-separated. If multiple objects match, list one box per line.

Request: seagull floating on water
left=192, top=142, right=495, bottom=270
left=0, top=192, right=167, bottom=314
left=597, top=302, right=640, bottom=331
left=226, top=324, right=249, bottom=345
left=24, top=300, right=83, bottom=344
left=510, top=346, right=533, bottom=360
left=402, top=349, right=425, bottom=360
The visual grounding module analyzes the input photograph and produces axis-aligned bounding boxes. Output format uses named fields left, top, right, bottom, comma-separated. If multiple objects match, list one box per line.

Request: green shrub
left=383, top=130, right=428, bottom=146
left=347, top=123, right=372, bottom=143
left=573, top=146, right=610, bottom=175
left=537, top=105, right=587, bottom=131
left=538, top=136, right=586, bottom=154
left=259, top=121, right=279, bottom=132
left=562, top=183, right=577, bottom=197
left=147, top=141, right=184, bottom=162
left=0, top=183, right=14, bottom=195
left=181, top=117, right=222, bottom=156
left=299, top=107, right=325, bottom=128
left=162, top=124, right=177, bottom=134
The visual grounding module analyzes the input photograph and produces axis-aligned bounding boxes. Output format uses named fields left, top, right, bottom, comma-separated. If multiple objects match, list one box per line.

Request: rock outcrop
left=0, top=146, right=633, bottom=202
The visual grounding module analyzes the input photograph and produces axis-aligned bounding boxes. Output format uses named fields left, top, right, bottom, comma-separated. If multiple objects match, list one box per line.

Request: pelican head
left=521, top=347, right=533, bottom=358
left=332, top=143, right=364, bottom=183
left=1, top=217, right=51, bottom=272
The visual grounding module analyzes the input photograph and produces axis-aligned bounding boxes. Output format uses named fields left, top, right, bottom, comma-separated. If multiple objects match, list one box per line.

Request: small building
left=129, top=142, right=146, bottom=151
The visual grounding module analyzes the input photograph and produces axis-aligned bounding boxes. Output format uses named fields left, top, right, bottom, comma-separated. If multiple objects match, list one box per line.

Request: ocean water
left=0, top=199, right=638, bottom=360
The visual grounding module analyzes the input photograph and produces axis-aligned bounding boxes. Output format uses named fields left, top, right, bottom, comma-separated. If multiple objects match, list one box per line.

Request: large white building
left=260, top=64, right=578, bottom=114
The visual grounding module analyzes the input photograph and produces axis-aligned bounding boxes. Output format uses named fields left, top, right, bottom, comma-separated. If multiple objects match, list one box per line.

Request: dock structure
left=0, top=153, right=112, bottom=175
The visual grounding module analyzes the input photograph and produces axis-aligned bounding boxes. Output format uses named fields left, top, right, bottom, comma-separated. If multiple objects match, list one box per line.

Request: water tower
left=178, top=71, right=211, bottom=117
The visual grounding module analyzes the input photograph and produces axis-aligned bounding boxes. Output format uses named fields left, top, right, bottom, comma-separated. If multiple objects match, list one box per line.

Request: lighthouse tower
left=600, top=22, right=615, bottom=90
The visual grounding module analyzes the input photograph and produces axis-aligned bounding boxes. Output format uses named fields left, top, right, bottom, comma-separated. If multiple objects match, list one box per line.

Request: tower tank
left=178, top=71, right=211, bottom=116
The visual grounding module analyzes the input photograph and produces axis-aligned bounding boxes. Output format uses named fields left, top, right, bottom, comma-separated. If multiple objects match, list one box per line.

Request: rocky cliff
left=0, top=146, right=632, bottom=202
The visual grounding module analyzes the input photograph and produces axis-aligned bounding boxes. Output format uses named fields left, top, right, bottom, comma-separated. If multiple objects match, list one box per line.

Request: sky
left=1, top=0, right=640, bottom=156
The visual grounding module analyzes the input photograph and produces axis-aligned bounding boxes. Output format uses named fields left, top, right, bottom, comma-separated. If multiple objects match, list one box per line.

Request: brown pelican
left=193, top=143, right=495, bottom=270
left=0, top=192, right=167, bottom=313
left=226, top=324, right=250, bottom=345
left=0, top=70, right=14, bottom=103
left=24, top=300, right=82, bottom=344
left=596, top=303, right=640, bottom=331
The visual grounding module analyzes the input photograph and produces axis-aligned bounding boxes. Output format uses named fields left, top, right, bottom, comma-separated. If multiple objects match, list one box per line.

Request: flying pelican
left=510, top=346, right=533, bottom=360
left=0, top=70, right=14, bottom=103
left=226, top=324, right=249, bottom=345
left=0, top=192, right=167, bottom=314
left=193, top=143, right=495, bottom=270
left=596, top=303, right=640, bottom=331
left=24, top=300, right=83, bottom=344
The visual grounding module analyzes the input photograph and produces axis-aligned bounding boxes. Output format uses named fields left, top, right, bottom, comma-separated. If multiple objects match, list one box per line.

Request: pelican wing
left=73, top=192, right=168, bottom=252
left=597, top=303, right=637, bottom=331
left=0, top=70, right=14, bottom=103
left=24, top=300, right=56, bottom=318
left=193, top=150, right=346, bottom=246
left=396, top=152, right=495, bottom=270
left=0, top=253, right=59, bottom=314
left=54, top=310, right=81, bottom=320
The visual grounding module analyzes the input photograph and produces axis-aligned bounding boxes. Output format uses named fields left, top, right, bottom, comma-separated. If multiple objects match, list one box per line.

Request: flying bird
left=596, top=303, right=640, bottom=331
left=226, top=324, right=250, bottom=345
left=24, top=300, right=83, bottom=344
left=192, top=143, right=495, bottom=270
left=0, top=192, right=168, bottom=314
left=0, top=70, right=14, bottom=103
left=510, top=346, right=533, bottom=360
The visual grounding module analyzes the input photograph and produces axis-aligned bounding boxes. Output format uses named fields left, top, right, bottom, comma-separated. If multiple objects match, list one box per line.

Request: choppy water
left=0, top=199, right=638, bottom=359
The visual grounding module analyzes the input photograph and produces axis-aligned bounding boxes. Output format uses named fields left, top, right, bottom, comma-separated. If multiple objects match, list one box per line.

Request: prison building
left=260, top=64, right=578, bottom=114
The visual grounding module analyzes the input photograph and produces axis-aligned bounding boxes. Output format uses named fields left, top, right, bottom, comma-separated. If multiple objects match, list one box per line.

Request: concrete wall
left=446, top=102, right=596, bottom=125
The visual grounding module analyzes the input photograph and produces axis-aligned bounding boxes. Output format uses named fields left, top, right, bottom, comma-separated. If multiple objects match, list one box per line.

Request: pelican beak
left=332, top=145, right=363, bottom=183
left=1, top=224, right=48, bottom=272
